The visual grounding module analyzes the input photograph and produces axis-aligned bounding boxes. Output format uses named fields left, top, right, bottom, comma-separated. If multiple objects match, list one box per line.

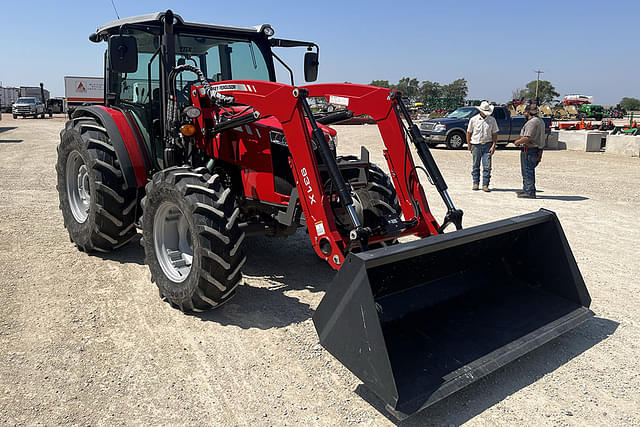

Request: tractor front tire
left=141, top=167, right=246, bottom=312
left=56, top=118, right=138, bottom=252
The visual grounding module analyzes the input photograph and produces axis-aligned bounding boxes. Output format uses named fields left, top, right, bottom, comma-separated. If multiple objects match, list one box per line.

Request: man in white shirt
left=466, top=101, right=499, bottom=192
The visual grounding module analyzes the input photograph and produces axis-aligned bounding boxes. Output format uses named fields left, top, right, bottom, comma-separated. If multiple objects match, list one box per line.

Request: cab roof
left=93, top=11, right=272, bottom=41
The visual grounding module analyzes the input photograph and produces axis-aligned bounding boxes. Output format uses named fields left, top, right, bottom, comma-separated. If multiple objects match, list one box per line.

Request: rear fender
left=71, top=105, right=149, bottom=189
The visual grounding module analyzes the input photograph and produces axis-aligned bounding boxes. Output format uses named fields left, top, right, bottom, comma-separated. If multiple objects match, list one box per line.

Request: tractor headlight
left=269, top=130, right=287, bottom=146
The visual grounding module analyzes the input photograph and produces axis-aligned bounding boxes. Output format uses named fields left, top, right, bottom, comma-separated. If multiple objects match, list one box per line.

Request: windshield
left=17, top=97, right=36, bottom=104
left=447, top=107, right=478, bottom=119
left=175, top=34, right=271, bottom=87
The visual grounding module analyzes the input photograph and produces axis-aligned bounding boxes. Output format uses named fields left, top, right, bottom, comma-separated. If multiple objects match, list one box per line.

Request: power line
left=110, top=0, right=120, bottom=19
left=534, top=70, right=544, bottom=102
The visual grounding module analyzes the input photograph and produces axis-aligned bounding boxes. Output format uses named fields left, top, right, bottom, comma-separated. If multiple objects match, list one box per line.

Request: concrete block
left=546, top=131, right=559, bottom=149
left=556, top=130, right=603, bottom=152
left=605, top=134, right=640, bottom=157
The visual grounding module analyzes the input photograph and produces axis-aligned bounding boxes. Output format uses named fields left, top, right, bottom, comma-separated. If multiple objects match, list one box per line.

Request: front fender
left=71, top=106, right=149, bottom=189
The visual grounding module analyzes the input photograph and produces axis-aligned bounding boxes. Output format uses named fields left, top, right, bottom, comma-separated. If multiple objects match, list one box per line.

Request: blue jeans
left=520, top=147, right=542, bottom=195
left=471, top=143, right=492, bottom=186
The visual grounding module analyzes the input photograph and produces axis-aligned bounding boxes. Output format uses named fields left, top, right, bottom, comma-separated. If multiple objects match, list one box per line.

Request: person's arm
left=490, top=118, right=498, bottom=154
left=466, top=119, right=473, bottom=151
left=515, top=120, right=533, bottom=146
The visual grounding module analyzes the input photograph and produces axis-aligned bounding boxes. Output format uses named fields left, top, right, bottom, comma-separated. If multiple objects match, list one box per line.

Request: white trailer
left=19, top=86, right=50, bottom=102
left=64, top=76, right=104, bottom=116
left=0, top=87, right=20, bottom=112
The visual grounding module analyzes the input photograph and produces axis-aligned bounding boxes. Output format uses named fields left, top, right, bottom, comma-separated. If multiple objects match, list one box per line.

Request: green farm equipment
left=578, top=104, right=604, bottom=121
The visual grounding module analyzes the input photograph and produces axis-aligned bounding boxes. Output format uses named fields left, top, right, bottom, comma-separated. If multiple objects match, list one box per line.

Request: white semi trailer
left=64, top=76, right=104, bottom=117
left=0, top=87, right=20, bottom=112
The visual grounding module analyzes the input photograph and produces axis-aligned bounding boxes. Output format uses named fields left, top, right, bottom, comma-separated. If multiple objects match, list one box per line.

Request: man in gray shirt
left=514, top=105, right=545, bottom=198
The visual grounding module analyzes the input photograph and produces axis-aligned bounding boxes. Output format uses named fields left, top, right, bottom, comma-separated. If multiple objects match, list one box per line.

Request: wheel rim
left=450, top=134, right=463, bottom=148
left=153, top=201, right=193, bottom=283
left=66, top=151, right=91, bottom=223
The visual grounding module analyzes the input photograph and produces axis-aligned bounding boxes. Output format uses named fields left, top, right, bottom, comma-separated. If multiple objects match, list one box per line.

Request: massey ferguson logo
left=76, top=82, right=86, bottom=92
left=300, top=168, right=316, bottom=205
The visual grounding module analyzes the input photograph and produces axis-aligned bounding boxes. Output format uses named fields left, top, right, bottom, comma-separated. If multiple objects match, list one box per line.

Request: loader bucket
left=313, top=209, right=592, bottom=419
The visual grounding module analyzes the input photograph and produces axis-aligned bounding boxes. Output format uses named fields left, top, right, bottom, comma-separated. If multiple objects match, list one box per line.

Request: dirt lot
left=1, top=116, right=639, bottom=425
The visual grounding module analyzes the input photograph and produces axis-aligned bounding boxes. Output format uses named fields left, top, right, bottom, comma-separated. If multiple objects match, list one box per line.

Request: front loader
left=56, top=11, right=593, bottom=419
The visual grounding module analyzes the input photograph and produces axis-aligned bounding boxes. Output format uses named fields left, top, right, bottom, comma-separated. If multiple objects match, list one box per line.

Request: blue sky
left=0, top=0, right=637, bottom=104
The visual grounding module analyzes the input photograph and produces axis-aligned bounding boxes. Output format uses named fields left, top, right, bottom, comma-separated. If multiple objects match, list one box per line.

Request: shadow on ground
left=536, top=195, right=588, bottom=201
left=490, top=188, right=588, bottom=201
left=0, top=126, right=22, bottom=143
left=91, top=230, right=333, bottom=329
left=489, top=188, right=544, bottom=193
left=96, top=235, right=145, bottom=265
left=197, top=231, right=334, bottom=329
left=354, top=316, right=618, bottom=426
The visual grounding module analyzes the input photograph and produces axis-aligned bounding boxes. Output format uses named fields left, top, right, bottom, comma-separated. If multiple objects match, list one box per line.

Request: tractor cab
left=90, top=11, right=318, bottom=169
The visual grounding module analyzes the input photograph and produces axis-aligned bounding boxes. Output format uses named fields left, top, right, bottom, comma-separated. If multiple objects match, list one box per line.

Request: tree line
left=369, top=77, right=469, bottom=102
left=370, top=77, right=639, bottom=110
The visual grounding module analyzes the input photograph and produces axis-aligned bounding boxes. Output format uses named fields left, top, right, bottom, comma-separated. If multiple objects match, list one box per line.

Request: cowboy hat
left=477, top=101, right=494, bottom=116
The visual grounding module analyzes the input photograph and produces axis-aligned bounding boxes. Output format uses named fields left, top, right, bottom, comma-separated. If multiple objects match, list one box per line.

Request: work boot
left=517, top=192, right=536, bottom=199
left=516, top=190, right=525, bottom=195
left=482, top=186, right=490, bottom=192
left=472, top=184, right=479, bottom=191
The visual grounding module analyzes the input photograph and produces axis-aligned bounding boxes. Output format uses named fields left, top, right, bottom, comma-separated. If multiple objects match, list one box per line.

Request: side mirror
left=304, top=51, right=318, bottom=82
left=108, top=35, right=138, bottom=73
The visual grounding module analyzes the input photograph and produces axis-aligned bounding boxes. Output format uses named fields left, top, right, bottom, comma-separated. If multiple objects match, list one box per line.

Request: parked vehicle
left=47, top=98, right=65, bottom=114
left=578, top=104, right=604, bottom=121
left=0, top=87, right=20, bottom=112
left=56, top=10, right=593, bottom=420
left=563, top=94, right=593, bottom=106
left=19, top=86, right=49, bottom=102
left=419, top=106, right=552, bottom=149
left=12, top=97, right=45, bottom=118
left=63, top=76, right=104, bottom=118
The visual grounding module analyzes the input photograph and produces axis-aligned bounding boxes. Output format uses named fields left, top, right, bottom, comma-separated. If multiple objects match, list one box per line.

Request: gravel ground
left=0, top=116, right=638, bottom=425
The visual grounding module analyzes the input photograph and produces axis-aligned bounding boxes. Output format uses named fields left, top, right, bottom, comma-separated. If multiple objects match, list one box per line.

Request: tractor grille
left=421, top=122, right=435, bottom=131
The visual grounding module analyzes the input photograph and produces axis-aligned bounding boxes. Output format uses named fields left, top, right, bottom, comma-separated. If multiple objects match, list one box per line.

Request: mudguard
left=71, top=105, right=150, bottom=189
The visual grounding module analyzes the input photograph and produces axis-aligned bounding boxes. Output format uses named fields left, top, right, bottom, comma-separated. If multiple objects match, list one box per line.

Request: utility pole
left=534, top=70, right=544, bottom=104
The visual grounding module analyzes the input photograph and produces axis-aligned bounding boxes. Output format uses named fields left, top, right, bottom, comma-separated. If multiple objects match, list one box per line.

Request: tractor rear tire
left=57, top=118, right=138, bottom=252
left=141, top=167, right=246, bottom=312
left=335, top=157, right=401, bottom=247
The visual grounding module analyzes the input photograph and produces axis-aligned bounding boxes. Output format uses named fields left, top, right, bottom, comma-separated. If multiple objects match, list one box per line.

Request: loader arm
left=302, top=83, right=441, bottom=236
left=209, top=81, right=442, bottom=269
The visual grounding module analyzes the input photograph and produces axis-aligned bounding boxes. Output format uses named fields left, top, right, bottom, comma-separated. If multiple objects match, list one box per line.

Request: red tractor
left=56, top=11, right=593, bottom=419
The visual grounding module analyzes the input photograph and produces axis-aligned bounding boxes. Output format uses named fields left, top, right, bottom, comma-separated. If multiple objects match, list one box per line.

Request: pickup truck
left=12, top=97, right=46, bottom=119
left=420, top=106, right=552, bottom=149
